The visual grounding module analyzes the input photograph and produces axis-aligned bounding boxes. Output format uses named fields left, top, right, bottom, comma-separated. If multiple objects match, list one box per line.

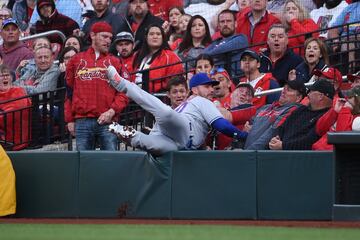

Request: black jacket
left=127, top=12, right=164, bottom=51
left=260, top=49, right=304, bottom=87
left=82, top=8, right=131, bottom=48
left=294, top=58, right=327, bottom=84
left=275, top=105, right=329, bottom=150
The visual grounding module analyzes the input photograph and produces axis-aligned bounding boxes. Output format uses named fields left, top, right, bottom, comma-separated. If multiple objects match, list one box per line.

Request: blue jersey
left=331, top=2, right=360, bottom=36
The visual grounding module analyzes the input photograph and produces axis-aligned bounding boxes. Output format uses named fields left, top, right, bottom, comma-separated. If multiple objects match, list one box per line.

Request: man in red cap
left=210, top=67, right=234, bottom=109
left=65, top=21, right=129, bottom=150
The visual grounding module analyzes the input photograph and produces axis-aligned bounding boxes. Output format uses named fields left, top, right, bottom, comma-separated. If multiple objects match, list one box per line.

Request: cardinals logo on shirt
left=254, top=87, right=263, bottom=98
left=76, top=59, right=113, bottom=81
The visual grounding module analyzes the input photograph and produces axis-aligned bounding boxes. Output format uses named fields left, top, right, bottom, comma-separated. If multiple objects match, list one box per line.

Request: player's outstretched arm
left=212, top=118, right=248, bottom=139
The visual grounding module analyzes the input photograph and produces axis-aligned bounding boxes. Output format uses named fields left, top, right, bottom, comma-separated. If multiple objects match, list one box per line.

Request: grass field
left=1, top=223, right=360, bottom=240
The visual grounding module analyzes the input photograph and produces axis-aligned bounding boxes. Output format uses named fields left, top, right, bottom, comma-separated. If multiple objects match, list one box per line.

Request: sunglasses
left=210, top=67, right=226, bottom=75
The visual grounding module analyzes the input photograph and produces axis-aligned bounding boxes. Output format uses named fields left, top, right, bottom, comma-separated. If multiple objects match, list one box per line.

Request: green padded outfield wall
left=171, top=151, right=257, bottom=219
left=8, top=151, right=334, bottom=219
left=257, top=151, right=334, bottom=220
left=78, top=151, right=171, bottom=218
left=8, top=151, right=79, bottom=218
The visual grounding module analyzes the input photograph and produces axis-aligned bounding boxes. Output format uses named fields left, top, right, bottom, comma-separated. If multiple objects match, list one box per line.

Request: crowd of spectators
left=0, top=0, right=359, bottom=152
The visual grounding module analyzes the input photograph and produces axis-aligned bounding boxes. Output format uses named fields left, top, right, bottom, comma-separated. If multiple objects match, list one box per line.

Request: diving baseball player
left=107, top=67, right=247, bottom=156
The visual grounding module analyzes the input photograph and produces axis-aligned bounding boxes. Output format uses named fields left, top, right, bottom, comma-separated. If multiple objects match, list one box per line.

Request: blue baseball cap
left=2, top=18, right=19, bottom=29
left=189, top=73, right=219, bottom=89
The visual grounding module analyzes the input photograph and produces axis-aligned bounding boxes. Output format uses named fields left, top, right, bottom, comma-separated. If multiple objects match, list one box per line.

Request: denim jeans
left=75, top=118, right=117, bottom=150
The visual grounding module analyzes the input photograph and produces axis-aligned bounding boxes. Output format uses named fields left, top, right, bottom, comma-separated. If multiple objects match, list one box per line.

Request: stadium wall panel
left=171, top=151, right=257, bottom=219
left=8, top=151, right=334, bottom=219
left=8, top=151, right=79, bottom=218
left=256, top=151, right=334, bottom=220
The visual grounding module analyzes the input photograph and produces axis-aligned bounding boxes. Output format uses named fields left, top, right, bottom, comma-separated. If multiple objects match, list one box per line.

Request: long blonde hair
left=282, top=0, right=309, bottom=29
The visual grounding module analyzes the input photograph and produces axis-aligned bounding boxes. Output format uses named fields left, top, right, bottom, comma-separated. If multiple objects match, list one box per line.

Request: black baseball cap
left=240, top=49, right=260, bottom=62
left=286, top=79, right=306, bottom=98
left=307, top=79, right=335, bottom=99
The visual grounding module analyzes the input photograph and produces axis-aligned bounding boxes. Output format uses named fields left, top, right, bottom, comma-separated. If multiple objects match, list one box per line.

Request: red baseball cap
left=210, top=67, right=231, bottom=81
left=91, top=21, right=113, bottom=34
left=313, top=68, right=343, bottom=87
left=347, top=72, right=360, bottom=82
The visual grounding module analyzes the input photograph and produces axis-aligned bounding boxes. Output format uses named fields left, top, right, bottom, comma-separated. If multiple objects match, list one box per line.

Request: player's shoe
left=109, top=122, right=137, bottom=139
left=107, top=65, right=123, bottom=84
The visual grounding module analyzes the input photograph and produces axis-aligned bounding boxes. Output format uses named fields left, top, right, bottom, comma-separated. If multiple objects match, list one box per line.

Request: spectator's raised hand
left=162, top=21, right=170, bottom=34
left=285, top=12, right=296, bottom=23
left=334, top=98, right=346, bottom=113
left=73, top=29, right=85, bottom=38
left=59, top=62, right=66, bottom=73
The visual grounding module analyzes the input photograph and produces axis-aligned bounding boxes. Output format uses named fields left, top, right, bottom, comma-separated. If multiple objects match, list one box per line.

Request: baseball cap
left=313, top=68, right=343, bottom=87
left=189, top=73, right=219, bottom=89
left=286, top=79, right=306, bottom=98
left=2, top=18, right=19, bottom=29
left=347, top=71, right=360, bottom=82
left=114, top=32, right=134, bottom=44
left=37, top=0, right=54, bottom=9
left=307, top=79, right=335, bottom=99
left=91, top=21, right=112, bottom=34
left=347, top=86, right=360, bottom=98
left=240, top=49, right=260, bottom=62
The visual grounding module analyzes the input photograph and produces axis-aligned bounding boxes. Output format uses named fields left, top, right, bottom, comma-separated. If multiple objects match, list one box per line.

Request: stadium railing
left=1, top=21, right=358, bottom=151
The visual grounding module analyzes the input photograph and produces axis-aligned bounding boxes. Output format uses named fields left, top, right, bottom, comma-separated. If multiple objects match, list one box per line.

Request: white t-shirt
left=310, top=1, right=348, bottom=38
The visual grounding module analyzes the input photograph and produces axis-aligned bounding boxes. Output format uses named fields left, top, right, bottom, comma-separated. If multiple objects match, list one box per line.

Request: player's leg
left=107, top=66, right=190, bottom=135
left=107, top=66, right=174, bottom=119
left=130, top=132, right=179, bottom=156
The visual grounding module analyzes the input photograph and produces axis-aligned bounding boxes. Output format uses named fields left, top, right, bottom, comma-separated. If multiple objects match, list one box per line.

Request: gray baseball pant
left=111, top=79, right=191, bottom=154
